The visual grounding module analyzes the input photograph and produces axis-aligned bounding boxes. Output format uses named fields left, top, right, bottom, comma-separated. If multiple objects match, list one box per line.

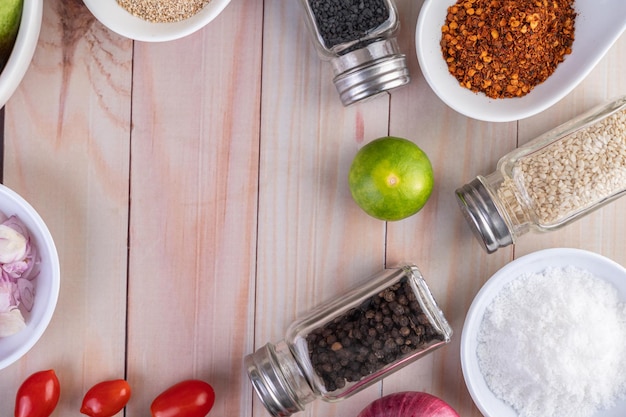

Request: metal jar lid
left=331, top=38, right=410, bottom=106
left=455, top=177, right=513, bottom=253
left=245, top=342, right=313, bottom=417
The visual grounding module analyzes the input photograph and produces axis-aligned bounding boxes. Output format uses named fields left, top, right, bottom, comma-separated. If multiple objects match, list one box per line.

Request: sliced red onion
left=0, top=308, right=26, bottom=337
left=17, top=278, right=35, bottom=312
left=0, top=215, right=40, bottom=336
left=0, top=224, right=27, bottom=264
left=0, top=281, right=14, bottom=313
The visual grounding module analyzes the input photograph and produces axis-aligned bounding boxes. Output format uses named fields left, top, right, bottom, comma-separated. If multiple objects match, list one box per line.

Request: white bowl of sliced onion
left=0, top=184, right=59, bottom=370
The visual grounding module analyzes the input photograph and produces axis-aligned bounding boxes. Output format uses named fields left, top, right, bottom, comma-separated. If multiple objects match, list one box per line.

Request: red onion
left=357, top=391, right=460, bottom=417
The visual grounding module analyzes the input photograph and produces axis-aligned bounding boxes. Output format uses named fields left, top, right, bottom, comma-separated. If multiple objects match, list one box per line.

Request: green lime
left=0, top=0, right=23, bottom=71
left=348, top=136, right=434, bottom=221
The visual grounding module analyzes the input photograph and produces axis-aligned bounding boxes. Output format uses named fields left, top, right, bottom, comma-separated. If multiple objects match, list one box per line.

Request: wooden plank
left=124, top=2, right=263, bottom=416
left=382, top=1, right=516, bottom=415
left=253, top=1, right=396, bottom=416
left=0, top=0, right=132, bottom=414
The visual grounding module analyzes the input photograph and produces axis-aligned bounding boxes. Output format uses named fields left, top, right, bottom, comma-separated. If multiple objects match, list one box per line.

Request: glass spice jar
left=245, top=265, right=452, bottom=416
left=297, top=0, right=410, bottom=106
left=456, top=95, right=626, bottom=253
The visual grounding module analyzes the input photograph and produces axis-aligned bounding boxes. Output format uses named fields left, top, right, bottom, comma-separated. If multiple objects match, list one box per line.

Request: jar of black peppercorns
left=298, top=0, right=410, bottom=106
left=245, top=265, right=452, bottom=416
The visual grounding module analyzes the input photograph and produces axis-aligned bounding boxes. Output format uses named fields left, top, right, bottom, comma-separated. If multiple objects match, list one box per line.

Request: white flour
left=477, top=266, right=626, bottom=417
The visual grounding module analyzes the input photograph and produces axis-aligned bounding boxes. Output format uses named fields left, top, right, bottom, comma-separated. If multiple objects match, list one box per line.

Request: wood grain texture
left=254, top=2, right=393, bottom=415
left=0, top=0, right=132, bottom=414
left=383, top=1, right=516, bottom=415
left=125, top=2, right=263, bottom=416
left=0, top=0, right=623, bottom=416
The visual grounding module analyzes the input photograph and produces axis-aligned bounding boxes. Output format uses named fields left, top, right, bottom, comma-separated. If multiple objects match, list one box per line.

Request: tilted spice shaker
left=298, top=0, right=410, bottom=106
left=245, top=265, right=452, bottom=416
left=456, top=95, right=626, bottom=253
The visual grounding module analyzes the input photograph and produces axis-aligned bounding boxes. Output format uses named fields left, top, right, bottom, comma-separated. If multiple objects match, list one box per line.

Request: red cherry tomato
left=150, top=379, right=215, bottom=417
left=14, top=369, right=61, bottom=417
left=80, top=379, right=131, bottom=417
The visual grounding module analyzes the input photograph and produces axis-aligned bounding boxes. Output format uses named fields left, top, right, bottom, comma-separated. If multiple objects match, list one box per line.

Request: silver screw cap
left=245, top=343, right=309, bottom=417
left=331, top=39, right=410, bottom=106
left=455, top=177, right=513, bottom=253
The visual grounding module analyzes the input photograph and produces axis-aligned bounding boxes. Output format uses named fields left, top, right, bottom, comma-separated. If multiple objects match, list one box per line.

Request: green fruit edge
left=0, top=0, right=24, bottom=72
left=348, top=136, right=434, bottom=221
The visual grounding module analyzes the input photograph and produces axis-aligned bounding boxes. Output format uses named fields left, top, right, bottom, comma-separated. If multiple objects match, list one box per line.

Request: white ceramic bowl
left=0, top=0, right=43, bottom=109
left=415, top=0, right=626, bottom=122
left=460, top=248, right=626, bottom=417
left=0, top=184, right=60, bottom=370
left=82, top=0, right=232, bottom=42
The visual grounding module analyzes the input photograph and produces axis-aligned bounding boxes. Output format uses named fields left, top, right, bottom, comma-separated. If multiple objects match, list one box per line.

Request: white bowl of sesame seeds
left=82, top=0, right=232, bottom=42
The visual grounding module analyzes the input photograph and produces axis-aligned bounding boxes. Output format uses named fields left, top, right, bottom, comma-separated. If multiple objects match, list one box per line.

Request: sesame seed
left=497, top=108, right=626, bottom=226
left=117, top=0, right=211, bottom=23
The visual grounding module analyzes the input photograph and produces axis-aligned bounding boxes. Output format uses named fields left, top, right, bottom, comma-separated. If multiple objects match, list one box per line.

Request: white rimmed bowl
left=460, top=248, right=626, bottom=417
left=0, top=184, right=60, bottom=370
left=82, top=0, right=232, bottom=42
left=0, top=0, right=43, bottom=109
left=415, top=0, right=626, bottom=122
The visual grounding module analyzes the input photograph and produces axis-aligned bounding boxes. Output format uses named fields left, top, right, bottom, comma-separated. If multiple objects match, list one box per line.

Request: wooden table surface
left=0, top=0, right=624, bottom=416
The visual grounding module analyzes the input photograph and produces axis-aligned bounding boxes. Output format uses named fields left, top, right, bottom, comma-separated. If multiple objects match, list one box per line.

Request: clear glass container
left=297, top=0, right=410, bottom=106
left=245, top=265, right=452, bottom=416
left=456, top=95, right=626, bottom=253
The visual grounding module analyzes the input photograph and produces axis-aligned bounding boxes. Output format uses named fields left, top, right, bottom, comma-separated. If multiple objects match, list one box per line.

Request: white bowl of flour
left=461, top=248, right=626, bottom=417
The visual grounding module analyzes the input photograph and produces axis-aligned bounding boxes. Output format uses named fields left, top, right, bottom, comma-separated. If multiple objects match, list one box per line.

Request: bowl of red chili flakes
left=415, top=0, right=626, bottom=122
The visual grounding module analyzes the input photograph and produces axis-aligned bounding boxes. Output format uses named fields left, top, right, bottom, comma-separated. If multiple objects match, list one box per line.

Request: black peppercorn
left=305, top=279, right=445, bottom=392
left=245, top=266, right=452, bottom=416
